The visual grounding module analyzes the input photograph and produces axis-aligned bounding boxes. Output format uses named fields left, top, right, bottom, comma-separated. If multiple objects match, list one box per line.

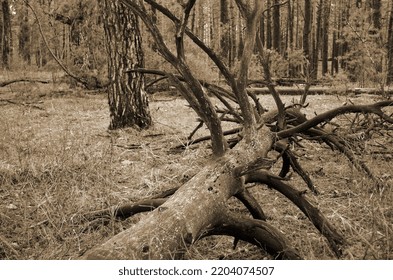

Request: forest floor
left=0, top=81, right=392, bottom=260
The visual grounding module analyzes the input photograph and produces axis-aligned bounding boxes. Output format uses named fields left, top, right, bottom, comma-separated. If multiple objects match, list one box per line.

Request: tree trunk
left=272, top=0, right=281, bottom=53
left=229, top=2, right=236, bottom=67
left=371, top=0, right=381, bottom=30
left=18, top=0, right=31, bottom=64
left=340, top=1, right=350, bottom=70
left=331, top=2, right=338, bottom=75
left=266, top=0, right=272, bottom=49
left=260, top=12, right=265, bottom=47
left=1, top=0, right=12, bottom=70
left=197, top=1, right=205, bottom=43
left=81, top=127, right=278, bottom=259
left=312, top=0, right=323, bottom=80
left=287, top=0, right=294, bottom=52
left=101, top=0, right=152, bottom=130
left=387, top=1, right=393, bottom=84
left=220, top=0, right=230, bottom=65
left=331, top=29, right=338, bottom=75
left=321, top=0, right=331, bottom=76
left=287, top=0, right=297, bottom=77
left=237, top=13, right=244, bottom=59
left=303, top=0, right=312, bottom=74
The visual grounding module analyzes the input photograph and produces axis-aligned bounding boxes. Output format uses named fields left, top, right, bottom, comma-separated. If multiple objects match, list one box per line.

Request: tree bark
left=18, top=0, right=31, bottom=64
left=81, top=127, right=277, bottom=259
left=303, top=0, right=312, bottom=75
left=371, top=0, right=381, bottom=30
left=101, top=0, right=152, bottom=130
left=321, top=0, right=331, bottom=76
left=266, top=0, right=272, bottom=49
left=387, top=1, right=393, bottom=84
left=312, top=0, right=323, bottom=80
left=331, top=4, right=338, bottom=75
left=272, top=0, right=281, bottom=53
left=220, top=0, right=230, bottom=65
left=1, top=0, right=12, bottom=69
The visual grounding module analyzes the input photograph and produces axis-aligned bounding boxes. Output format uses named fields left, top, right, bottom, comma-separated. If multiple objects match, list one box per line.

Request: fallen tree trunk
left=248, top=87, right=393, bottom=96
left=81, top=126, right=301, bottom=259
left=80, top=0, right=393, bottom=261
left=0, top=79, right=50, bottom=88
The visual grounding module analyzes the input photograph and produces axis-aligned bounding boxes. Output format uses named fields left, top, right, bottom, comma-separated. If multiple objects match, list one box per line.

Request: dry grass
left=0, top=82, right=392, bottom=260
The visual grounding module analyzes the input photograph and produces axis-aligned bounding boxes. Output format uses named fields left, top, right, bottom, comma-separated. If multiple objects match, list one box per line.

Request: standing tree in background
left=311, top=0, right=323, bottom=80
left=370, top=0, right=382, bottom=31
left=266, top=0, right=272, bottom=49
left=220, top=0, right=230, bottom=66
left=272, top=0, right=281, bottom=53
left=1, top=0, right=12, bottom=69
left=387, top=0, right=393, bottom=84
left=101, top=0, right=152, bottom=130
left=18, top=0, right=31, bottom=65
left=303, top=0, right=312, bottom=75
left=321, top=0, right=331, bottom=76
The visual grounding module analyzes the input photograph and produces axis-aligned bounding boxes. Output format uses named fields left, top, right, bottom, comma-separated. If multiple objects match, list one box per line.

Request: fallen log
left=80, top=126, right=302, bottom=259
left=0, top=79, right=50, bottom=88
left=248, top=87, right=393, bottom=96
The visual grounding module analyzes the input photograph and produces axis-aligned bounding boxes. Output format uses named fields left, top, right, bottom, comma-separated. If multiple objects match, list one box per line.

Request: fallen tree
left=0, top=79, right=50, bottom=88
left=80, top=0, right=393, bottom=260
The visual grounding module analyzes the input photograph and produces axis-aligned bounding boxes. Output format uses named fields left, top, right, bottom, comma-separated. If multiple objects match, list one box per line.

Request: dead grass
left=0, top=83, right=392, bottom=260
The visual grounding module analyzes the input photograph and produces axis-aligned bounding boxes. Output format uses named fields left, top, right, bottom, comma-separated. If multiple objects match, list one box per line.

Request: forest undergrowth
left=0, top=83, right=392, bottom=260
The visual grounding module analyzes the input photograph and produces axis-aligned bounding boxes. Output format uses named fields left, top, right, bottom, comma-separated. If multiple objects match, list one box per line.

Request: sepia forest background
left=2, top=0, right=393, bottom=87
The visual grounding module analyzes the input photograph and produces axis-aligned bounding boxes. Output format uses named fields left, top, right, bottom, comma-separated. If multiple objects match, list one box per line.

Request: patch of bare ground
left=0, top=87, right=392, bottom=259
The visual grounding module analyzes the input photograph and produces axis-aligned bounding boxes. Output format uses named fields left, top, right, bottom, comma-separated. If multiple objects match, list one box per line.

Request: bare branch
left=176, top=0, right=196, bottom=60
left=0, top=79, right=49, bottom=88
left=121, top=0, right=227, bottom=156
left=261, top=0, right=289, bottom=16
left=277, top=101, right=393, bottom=139
left=141, top=0, right=244, bottom=123
left=245, top=171, right=346, bottom=257
left=128, top=68, right=242, bottom=122
left=307, top=128, right=387, bottom=191
left=233, top=0, right=265, bottom=134
left=256, top=33, right=286, bottom=130
left=274, top=141, right=317, bottom=194
left=234, top=189, right=267, bottom=220
left=203, top=212, right=303, bottom=259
